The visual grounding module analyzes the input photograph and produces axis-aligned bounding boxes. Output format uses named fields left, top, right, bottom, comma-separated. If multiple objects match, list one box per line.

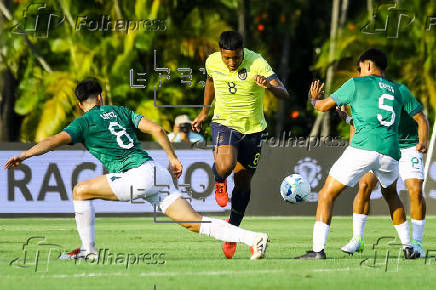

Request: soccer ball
left=280, top=174, right=311, bottom=204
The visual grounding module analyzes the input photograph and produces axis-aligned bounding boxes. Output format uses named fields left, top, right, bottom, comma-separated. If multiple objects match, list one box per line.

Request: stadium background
left=1, top=2, right=436, bottom=290
left=0, top=0, right=435, bottom=216
left=1, top=141, right=436, bottom=215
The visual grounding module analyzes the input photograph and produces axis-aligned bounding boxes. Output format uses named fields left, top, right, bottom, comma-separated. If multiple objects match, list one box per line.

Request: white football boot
left=411, top=240, right=426, bottom=258
left=341, top=237, right=364, bottom=255
left=58, top=248, right=98, bottom=260
left=250, top=233, right=269, bottom=260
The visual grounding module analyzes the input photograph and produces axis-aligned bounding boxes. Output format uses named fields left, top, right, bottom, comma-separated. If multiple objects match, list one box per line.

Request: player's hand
left=169, top=158, right=183, bottom=179
left=192, top=112, right=207, bottom=133
left=309, top=80, right=325, bottom=100
left=335, top=106, right=348, bottom=121
left=416, top=143, right=427, bottom=153
left=4, top=154, right=27, bottom=169
left=254, top=75, right=271, bottom=89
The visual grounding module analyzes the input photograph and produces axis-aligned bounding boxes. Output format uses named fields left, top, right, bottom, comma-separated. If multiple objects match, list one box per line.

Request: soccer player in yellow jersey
left=192, top=31, right=288, bottom=259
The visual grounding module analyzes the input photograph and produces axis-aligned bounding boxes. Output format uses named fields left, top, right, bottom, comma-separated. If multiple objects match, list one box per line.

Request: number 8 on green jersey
left=63, top=105, right=152, bottom=173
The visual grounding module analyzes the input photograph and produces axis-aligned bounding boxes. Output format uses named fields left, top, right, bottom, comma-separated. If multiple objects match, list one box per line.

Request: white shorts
left=330, top=147, right=399, bottom=188
left=106, top=161, right=181, bottom=213
left=399, top=146, right=424, bottom=181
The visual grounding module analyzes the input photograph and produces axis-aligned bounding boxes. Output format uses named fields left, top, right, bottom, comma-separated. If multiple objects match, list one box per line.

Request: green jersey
left=331, top=76, right=422, bottom=161
left=63, top=105, right=152, bottom=173
left=205, top=48, right=276, bottom=134
left=398, top=85, right=422, bottom=149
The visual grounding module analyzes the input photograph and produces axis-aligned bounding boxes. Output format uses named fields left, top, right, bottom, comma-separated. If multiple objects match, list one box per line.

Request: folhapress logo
left=10, top=3, right=167, bottom=38
left=360, top=1, right=415, bottom=38
left=8, top=236, right=63, bottom=272
left=11, top=3, right=65, bottom=38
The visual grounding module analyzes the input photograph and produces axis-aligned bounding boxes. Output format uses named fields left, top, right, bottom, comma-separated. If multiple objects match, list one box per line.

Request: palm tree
left=3, top=0, right=235, bottom=141
left=310, top=0, right=349, bottom=137
left=312, top=0, right=435, bottom=137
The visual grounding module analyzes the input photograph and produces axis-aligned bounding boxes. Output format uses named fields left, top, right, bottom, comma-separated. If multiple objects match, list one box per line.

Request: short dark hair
left=219, top=31, right=243, bottom=50
left=75, top=79, right=102, bottom=103
left=357, top=48, right=388, bottom=71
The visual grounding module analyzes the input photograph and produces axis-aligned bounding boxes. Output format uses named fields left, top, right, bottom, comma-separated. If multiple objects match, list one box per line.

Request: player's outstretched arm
left=137, top=117, right=182, bottom=178
left=309, top=80, right=337, bottom=111
left=192, top=76, right=214, bottom=133
left=253, top=75, right=289, bottom=99
left=413, top=111, right=429, bottom=153
left=4, top=132, right=72, bottom=169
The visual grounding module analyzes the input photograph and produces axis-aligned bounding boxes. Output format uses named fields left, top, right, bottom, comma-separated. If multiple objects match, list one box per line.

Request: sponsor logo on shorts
left=110, top=176, right=122, bottom=182
left=216, top=135, right=225, bottom=144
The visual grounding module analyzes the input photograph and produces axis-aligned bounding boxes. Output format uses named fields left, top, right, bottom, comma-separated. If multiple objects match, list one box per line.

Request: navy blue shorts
left=211, top=122, right=266, bottom=172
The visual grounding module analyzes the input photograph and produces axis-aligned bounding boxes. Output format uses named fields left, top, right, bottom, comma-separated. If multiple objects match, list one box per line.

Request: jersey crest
left=238, top=68, right=247, bottom=80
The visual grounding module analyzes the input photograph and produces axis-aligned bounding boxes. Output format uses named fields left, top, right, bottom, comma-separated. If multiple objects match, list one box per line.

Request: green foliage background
left=0, top=0, right=434, bottom=142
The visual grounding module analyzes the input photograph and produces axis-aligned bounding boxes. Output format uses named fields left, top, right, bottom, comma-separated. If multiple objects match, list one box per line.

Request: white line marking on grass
left=311, top=267, right=365, bottom=272
left=140, top=269, right=286, bottom=277
left=39, top=272, right=130, bottom=279
left=34, top=269, right=286, bottom=279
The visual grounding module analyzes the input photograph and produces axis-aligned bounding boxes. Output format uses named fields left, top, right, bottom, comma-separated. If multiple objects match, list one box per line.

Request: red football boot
left=222, top=219, right=237, bottom=259
left=214, top=179, right=228, bottom=207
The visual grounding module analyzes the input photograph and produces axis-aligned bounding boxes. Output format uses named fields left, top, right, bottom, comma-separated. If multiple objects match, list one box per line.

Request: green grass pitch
left=1, top=216, right=435, bottom=290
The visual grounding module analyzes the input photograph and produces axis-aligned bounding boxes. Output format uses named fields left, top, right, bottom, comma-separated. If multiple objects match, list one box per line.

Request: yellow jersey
left=205, top=48, right=275, bottom=134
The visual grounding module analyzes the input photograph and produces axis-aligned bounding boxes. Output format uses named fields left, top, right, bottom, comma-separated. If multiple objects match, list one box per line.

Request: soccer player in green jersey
left=4, top=79, right=269, bottom=260
left=340, top=98, right=428, bottom=257
left=295, top=48, right=428, bottom=260
left=192, top=31, right=288, bottom=259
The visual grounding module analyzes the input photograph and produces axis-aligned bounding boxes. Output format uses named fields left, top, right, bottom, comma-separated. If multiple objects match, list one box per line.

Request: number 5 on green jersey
left=378, top=94, right=395, bottom=127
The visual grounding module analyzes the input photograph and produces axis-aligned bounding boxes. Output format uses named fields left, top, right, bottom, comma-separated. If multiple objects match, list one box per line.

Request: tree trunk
left=367, top=0, right=373, bottom=19
left=237, top=0, right=246, bottom=41
left=340, top=0, right=349, bottom=32
left=0, top=68, right=19, bottom=141
left=275, top=31, right=291, bottom=137
left=310, top=0, right=348, bottom=137
left=0, top=0, right=20, bottom=141
left=310, top=0, right=340, bottom=137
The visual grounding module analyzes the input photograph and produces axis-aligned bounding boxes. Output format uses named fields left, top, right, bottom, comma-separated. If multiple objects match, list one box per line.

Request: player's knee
left=409, top=187, right=424, bottom=204
left=358, top=180, right=373, bottom=198
left=73, top=183, right=89, bottom=201
left=215, top=160, right=234, bottom=176
left=318, top=189, right=335, bottom=204
left=407, top=182, right=423, bottom=200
